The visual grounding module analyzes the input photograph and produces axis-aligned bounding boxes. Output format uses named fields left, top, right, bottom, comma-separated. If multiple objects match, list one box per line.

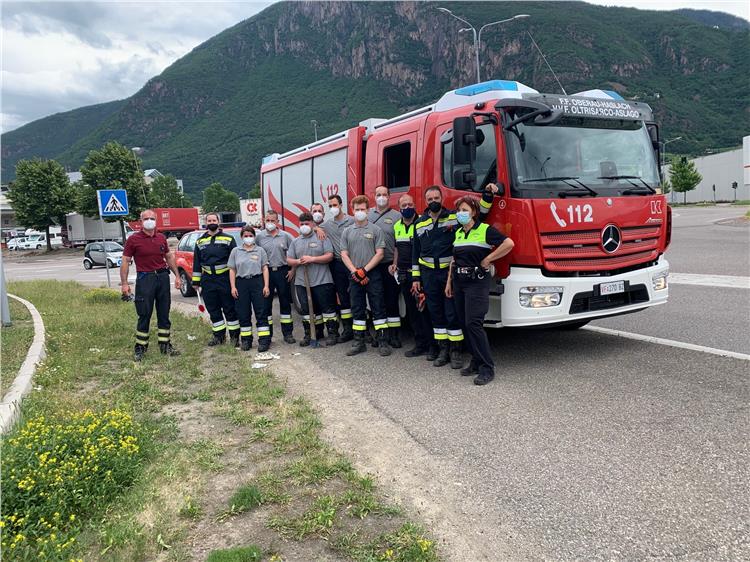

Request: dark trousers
left=454, top=275, right=494, bottom=376
left=350, top=267, right=387, bottom=332
left=235, top=276, right=270, bottom=343
left=263, top=266, right=294, bottom=336
left=201, top=272, right=239, bottom=336
left=330, top=259, right=352, bottom=321
left=295, top=283, right=337, bottom=331
left=421, top=267, right=463, bottom=344
left=398, top=271, right=432, bottom=350
left=376, top=263, right=401, bottom=329
left=134, top=269, right=171, bottom=347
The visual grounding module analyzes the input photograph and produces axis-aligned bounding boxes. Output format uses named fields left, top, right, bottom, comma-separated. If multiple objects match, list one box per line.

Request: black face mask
left=427, top=201, right=442, bottom=213
left=207, top=223, right=219, bottom=232
left=400, top=207, right=416, bottom=219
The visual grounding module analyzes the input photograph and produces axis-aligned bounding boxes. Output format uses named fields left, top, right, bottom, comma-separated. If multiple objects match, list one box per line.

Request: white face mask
left=376, top=195, right=388, bottom=208
left=143, top=219, right=156, bottom=230
left=265, top=222, right=277, bottom=232
left=243, top=236, right=255, bottom=246
left=299, top=224, right=312, bottom=236
left=354, top=210, right=367, bottom=222
left=329, top=206, right=341, bottom=217
left=312, top=211, right=324, bottom=223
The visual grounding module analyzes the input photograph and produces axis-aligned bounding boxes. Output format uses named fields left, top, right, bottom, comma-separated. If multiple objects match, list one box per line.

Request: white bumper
left=493, top=256, right=669, bottom=327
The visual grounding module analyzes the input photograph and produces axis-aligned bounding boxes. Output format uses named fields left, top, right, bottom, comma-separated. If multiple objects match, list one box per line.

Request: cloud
left=1, top=1, right=270, bottom=133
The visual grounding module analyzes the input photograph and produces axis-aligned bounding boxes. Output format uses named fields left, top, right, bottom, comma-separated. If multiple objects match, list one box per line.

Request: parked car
left=20, top=232, right=64, bottom=250
left=174, top=228, right=242, bottom=297
left=83, top=241, right=124, bottom=269
left=7, top=237, right=27, bottom=251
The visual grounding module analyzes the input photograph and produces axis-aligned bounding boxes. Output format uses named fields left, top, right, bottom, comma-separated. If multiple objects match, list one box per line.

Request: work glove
left=351, top=268, right=369, bottom=285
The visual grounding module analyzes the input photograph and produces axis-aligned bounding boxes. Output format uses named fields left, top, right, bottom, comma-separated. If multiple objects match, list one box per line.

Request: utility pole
left=311, top=120, right=319, bottom=142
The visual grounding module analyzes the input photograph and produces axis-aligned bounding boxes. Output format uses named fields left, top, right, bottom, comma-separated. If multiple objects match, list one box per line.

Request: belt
left=270, top=265, right=288, bottom=272
left=201, top=264, right=228, bottom=274
left=418, top=256, right=452, bottom=269
left=238, top=274, right=261, bottom=279
left=138, top=268, right=169, bottom=275
left=455, top=266, right=489, bottom=279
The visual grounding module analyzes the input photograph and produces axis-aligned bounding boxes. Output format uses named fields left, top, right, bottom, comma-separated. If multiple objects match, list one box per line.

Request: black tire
left=179, top=270, right=196, bottom=297
left=106, top=259, right=115, bottom=269
left=559, top=320, right=590, bottom=330
left=83, top=259, right=93, bottom=270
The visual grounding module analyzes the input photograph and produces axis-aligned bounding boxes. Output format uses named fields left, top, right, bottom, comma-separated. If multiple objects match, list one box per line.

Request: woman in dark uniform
left=445, top=196, right=514, bottom=385
left=229, top=225, right=271, bottom=352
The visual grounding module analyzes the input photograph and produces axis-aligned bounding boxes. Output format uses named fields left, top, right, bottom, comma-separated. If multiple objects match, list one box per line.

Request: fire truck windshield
left=506, top=118, right=661, bottom=197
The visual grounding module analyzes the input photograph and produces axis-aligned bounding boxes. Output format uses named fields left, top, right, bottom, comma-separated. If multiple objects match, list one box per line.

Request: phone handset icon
left=550, top=202, right=567, bottom=228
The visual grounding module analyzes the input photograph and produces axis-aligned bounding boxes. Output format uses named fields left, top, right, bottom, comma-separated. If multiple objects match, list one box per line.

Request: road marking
left=669, top=273, right=750, bottom=289
left=584, top=326, right=750, bottom=361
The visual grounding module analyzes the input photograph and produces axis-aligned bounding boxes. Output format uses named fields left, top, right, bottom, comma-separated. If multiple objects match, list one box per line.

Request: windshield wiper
left=523, top=176, right=598, bottom=197
left=598, top=175, right=656, bottom=194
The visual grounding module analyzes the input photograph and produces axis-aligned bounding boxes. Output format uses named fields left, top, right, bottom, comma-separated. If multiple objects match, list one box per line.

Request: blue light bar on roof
left=454, top=80, right=519, bottom=96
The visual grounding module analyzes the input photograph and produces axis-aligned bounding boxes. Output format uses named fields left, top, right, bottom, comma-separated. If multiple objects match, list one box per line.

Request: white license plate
left=600, top=281, right=625, bottom=295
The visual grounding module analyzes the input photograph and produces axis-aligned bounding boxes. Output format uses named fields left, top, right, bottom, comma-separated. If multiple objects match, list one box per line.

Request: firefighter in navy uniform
left=446, top=195, right=514, bottom=386
left=411, top=184, right=497, bottom=370
left=191, top=212, right=240, bottom=346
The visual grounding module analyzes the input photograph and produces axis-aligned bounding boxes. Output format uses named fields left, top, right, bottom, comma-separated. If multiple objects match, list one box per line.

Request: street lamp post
left=437, top=8, right=529, bottom=83
left=311, top=120, right=319, bottom=142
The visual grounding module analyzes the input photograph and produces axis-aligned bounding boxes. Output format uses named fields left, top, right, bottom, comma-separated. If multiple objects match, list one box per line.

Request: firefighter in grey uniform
left=341, top=195, right=390, bottom=356
left=256, top=210, right=296, bottom=344
left=319, top=195, right=354, bottom=342
left=191, top=212, right=240, bottom=346
left=287, top=212, right=338, bottom=346
left=368, top=185, right=403, bottom=348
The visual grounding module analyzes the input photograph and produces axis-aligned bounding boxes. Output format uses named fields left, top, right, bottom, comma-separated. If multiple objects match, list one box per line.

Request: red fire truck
left=260, top=80, right=670, bottom=328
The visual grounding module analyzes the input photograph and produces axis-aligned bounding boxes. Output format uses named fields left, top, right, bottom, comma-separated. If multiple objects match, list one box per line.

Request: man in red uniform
left=120, top=209, right=181, bottom=360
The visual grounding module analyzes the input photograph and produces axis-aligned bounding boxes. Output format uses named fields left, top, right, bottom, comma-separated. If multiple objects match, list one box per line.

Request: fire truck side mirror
left=452, top=117, right=477, bottom=166
left=647, top=124, right=659, bottom=148
left=453, top=168, right=477, bottom=190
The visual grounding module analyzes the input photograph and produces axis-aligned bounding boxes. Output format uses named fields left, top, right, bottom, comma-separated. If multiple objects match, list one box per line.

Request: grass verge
left=1, top=297, right=35, bottom=398
left=3, top=280, right=439, bottom=561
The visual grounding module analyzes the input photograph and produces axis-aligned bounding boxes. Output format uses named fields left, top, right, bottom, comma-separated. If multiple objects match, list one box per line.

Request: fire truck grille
left=541, top=226, right=661, bottom=271
left=569, top=284, right=650, bottom=314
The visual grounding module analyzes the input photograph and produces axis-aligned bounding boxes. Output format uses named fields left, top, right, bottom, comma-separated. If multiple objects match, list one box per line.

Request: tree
left=669, top=156, right=702, bottom=204
left=248, top=182, right=261, bottom=199
left=79, top=142, right=150, bottom=239
left=8, top=159, right=73, bottom=250
left=150, top=175, right=192, bottom=208
left=203, top=182, right=240, bottom=213
left=661, top=177, right=671, bottom=195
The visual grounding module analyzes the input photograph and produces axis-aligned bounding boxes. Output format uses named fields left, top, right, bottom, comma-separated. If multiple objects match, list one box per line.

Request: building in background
left=663, top=136, right=749, bottom=203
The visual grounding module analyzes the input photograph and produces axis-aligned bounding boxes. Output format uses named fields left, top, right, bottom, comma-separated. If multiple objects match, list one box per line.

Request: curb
left=0, top=294, right=46, bottom=434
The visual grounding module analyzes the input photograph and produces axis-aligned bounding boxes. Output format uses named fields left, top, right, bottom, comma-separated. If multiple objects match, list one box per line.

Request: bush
left=1, top=409, right=149, bottom=560
left=83, top=288, right=122, bottom=304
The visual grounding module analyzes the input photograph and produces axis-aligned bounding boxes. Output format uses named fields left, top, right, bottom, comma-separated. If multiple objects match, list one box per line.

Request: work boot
left=346, top=332, right=366, bottom=356
left=450, top=342, right=464, bottom=370
left=474, top=371, right=495, bottom=386
left=377, top=329, right=392, bottom=357
left=389, top=329, right=402, bottom=349
left=405, top=345, right=428, bottom=358
left=257, top=338, right=270, bottom=353
left=433, top=340, right=449, bottom=367
left=229, top=331, right=240, bottom=348
left=339, top=318, right=354, bottom=343
left=425, top=343, right=440, bottom=362
left=299, top=322, right=311, bottom=347
left=325, top=320, right=339, bottom=346
left=315, top=323, right=325, bottom=342
left=159, top=342, right=180, bottom=356
left=365, top=329, right=377, bottom=348
left=283, top=333, right=296, bottom=344
left=461, top=360, right=479, bottom=377
left=240, top=336, right=253, bottom=351
left=207, top=330, right=226, bottom=346
left=134, top=344, right=146, bottom=362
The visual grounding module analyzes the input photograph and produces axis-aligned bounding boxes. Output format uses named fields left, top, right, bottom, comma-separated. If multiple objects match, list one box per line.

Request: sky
left=1, top=1, right=748, bottom=134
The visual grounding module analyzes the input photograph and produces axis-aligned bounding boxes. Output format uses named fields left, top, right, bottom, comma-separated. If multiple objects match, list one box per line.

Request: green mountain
left=2, top=1, right=748, bottom=199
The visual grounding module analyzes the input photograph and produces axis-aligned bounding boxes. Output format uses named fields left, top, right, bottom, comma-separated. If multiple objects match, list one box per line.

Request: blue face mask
left=456, top=211, right=472, bottom=225
left=400, top=207, right=416, bottom=219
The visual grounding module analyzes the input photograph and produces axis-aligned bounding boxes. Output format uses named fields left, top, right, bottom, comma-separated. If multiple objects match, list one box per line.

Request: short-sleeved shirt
left=453, top=222, right=507, bottom=269
left=368, top=207, right=401, bottom=263
left=341, top=222, right=385, bottom=269
left=123, top=230, right=169, bottom=272
left=228, top=245, right=268, bottom=278
left=287, top=234, right=334, bottom=287
left=256, top=229, right=294, bottom=268
left=321, top=214, right=354, bottom=259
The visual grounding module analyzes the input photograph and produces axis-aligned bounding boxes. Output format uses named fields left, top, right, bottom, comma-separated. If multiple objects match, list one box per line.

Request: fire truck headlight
left=519, top=286, right=564, bottom=308
left=651, top=270, right=668, bottom=291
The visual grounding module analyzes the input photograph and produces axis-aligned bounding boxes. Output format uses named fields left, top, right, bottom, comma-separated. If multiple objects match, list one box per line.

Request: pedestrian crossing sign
left=97, top=189, right=129, bottom=217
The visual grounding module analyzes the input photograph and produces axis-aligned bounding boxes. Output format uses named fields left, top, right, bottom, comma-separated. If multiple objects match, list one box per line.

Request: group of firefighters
left=121, top=183, right=513, bottom=386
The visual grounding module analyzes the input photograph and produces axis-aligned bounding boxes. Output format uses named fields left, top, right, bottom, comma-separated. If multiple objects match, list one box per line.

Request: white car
left=20, top=233, right=64, bottom=250
left=7, top=237, right=27, bottom=251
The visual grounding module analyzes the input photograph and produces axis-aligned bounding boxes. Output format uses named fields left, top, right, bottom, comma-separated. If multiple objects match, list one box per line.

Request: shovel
left=303, top=265, right=321, bottom=348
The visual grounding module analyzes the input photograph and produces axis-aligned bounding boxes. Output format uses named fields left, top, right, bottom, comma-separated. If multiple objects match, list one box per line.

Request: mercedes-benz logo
left=601, top=224, right=621, bottom=254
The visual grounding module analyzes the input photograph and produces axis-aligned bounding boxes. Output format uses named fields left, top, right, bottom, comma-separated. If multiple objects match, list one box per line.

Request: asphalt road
left=4, top=205, right=749, bottom=559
